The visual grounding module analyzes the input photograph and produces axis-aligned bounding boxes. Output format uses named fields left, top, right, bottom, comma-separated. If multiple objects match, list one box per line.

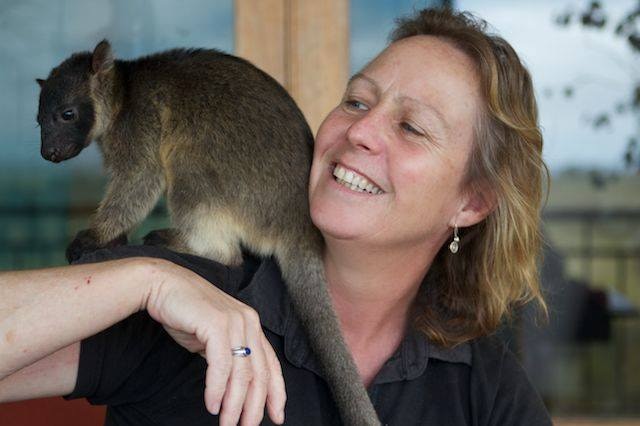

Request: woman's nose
left=345, top=110, right=387, bottom=154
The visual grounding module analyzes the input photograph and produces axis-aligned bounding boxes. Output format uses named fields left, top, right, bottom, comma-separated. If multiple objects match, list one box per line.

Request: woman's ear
left=450, top=186, right=496, bottom=228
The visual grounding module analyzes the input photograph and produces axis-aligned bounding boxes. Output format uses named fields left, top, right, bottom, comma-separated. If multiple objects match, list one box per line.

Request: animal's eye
left=61, top=109, right=76, bottom=121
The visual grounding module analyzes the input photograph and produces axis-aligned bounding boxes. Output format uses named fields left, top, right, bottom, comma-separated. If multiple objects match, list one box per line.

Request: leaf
left=624, top=150, right=634, bottom=168
left=624, top=138, right=637, bottom=168
left=580, top=1, right=607, bottom=28
left=628, top=33, right=640, bottom=52
left=555, top=12, right=572, bottom=26
left=633, top=85, right=640, bottom=110
left=563, top=86, right=574, bottom=98
left=592, top=113, right=610, bottom=128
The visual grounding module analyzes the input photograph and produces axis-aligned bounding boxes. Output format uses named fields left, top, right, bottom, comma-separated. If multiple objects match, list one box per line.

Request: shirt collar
left=235, top=254, right=471, bottom=384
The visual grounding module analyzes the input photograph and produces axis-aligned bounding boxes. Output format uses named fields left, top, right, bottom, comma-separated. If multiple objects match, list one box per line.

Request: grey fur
left=37, top=40, right=380, bottom=425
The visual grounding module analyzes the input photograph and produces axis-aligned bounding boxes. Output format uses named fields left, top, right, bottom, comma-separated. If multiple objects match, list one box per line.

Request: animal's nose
left=44, top=147, right=61, bottom=163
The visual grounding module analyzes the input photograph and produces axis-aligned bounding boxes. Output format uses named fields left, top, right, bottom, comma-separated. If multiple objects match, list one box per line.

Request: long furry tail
left=276, top=231, right=381, bottom=426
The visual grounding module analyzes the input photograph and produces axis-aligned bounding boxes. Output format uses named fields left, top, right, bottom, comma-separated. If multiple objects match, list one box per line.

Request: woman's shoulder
left=469, top=335, right=535, bottom=387
left=468, top=336, right=552, bottom=425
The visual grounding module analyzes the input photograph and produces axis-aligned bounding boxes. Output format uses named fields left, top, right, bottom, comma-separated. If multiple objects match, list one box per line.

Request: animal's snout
left=43, top=146, right=62, bottom=163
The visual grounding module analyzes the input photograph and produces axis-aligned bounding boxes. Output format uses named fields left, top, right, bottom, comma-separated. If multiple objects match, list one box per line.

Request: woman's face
left=309, top=35, right=482, bottom=250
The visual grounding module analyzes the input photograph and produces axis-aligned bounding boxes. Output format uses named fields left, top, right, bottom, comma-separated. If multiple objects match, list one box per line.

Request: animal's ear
left=91, top=39, right=114, bottom=74
left=36, top=78, right=45, bottom=87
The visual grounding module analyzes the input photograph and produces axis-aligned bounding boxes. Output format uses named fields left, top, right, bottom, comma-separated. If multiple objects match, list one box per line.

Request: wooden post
left=235, top=0, right=349, bottom=135
left=234, top=0, right=287, bottom=85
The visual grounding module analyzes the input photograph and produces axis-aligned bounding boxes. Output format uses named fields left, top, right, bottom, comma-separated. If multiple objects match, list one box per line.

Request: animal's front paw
left=66, top=229, right=127, bottom=263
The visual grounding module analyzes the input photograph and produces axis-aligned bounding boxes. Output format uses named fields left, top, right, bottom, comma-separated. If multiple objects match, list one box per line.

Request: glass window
left=0, top=0, right=233, bottom=267
left=457, top=0, right=640, bottom=419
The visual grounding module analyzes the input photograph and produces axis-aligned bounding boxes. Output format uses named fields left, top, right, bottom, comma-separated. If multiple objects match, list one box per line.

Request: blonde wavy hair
left=391, top=8, right=549, bottom=346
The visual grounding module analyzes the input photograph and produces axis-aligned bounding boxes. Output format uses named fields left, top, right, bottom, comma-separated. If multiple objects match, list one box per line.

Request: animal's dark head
left=37, top=40, right=115, bottom=163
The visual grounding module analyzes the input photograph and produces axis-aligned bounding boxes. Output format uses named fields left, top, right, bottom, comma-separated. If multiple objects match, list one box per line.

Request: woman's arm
left=0, top=343, right=79, bottom=402
left=0, top=257, right=285, bottom=426
left=0, top=258, right=148, bottom=381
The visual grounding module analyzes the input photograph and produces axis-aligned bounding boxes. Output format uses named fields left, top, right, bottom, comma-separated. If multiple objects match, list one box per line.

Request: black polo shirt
left=66, top=245, right=552, bottom=425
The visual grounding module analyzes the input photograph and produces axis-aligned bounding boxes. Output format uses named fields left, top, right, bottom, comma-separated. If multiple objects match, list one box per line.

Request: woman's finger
left=263, top=334, right=286, bottom=424
left=203, top=325, right=232, bottom=415
left=219, top=317, right=252, bottom=426
left=239, top=310, right=270, bottom=425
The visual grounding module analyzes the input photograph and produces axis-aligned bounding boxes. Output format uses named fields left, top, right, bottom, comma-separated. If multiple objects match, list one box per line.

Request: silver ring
left=231, top=346, right=251, bottom=357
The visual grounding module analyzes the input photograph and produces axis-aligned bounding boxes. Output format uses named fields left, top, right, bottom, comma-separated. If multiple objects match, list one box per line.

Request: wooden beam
left=235, top=0, right=349, bottom=135
left=234, top=0, right=287, bottom=85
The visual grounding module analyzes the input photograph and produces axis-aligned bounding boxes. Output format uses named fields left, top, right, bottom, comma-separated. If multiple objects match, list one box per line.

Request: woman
left=0, top=8, right=551, bottom=425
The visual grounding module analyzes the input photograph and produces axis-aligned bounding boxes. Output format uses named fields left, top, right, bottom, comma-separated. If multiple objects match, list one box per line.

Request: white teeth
left=344, top=171, right=354, bottom=184
left=332, top=164, right=383, bottom=195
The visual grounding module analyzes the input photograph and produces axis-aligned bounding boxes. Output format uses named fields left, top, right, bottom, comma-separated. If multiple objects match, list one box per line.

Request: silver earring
left=449, top=225, right=460, bottom=254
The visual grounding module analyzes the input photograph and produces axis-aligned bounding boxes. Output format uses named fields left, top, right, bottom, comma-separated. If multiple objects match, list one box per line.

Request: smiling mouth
left=331, top=163, right=384, bottom=194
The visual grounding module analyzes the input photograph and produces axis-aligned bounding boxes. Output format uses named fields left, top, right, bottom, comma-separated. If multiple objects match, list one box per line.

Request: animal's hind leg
left=144, top=202, right=243, bottom=264
left=171, top=205, right=244, bottom=266
left=163, top=136, right=243, bottom=265
left=143, top=228, right=189, bottom=251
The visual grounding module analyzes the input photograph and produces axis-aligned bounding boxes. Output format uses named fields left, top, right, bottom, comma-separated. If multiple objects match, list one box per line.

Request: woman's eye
left=61, top=109, right=75, bottom=121
left=345, top=100, right=368, bottom=111
left=400, top=122, right=423, bottom=136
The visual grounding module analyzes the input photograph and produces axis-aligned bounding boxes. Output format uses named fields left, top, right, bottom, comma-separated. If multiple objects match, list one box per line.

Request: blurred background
left=0, top=0, right=638, bottom=424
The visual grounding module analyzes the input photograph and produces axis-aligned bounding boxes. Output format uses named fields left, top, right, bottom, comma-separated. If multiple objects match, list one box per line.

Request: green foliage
left=554, top=1, right=640, bottom=173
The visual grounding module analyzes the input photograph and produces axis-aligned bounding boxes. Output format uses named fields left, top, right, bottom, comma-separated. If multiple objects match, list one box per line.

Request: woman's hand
left=141, top=258, right=286, bottom=426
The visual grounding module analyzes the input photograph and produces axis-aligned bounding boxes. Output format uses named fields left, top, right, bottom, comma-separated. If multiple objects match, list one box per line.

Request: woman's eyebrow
left=347, top=73, right=379, bottom=92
